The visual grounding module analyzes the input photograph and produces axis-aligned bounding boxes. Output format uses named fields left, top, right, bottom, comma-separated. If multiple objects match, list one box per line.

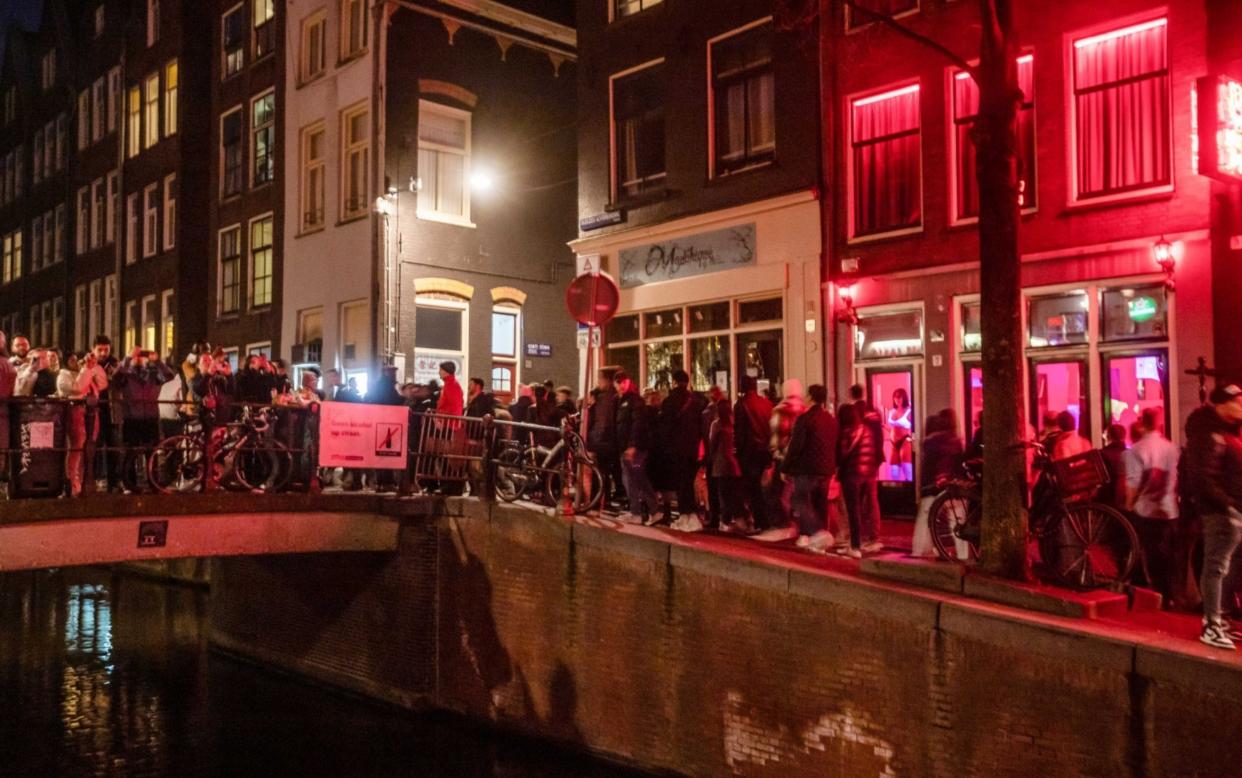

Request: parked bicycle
left=927, top=441, right=1139, bottom=589
left=147, top=405, right=293, bottom=494
left=494, top=414, right=603, bottom=513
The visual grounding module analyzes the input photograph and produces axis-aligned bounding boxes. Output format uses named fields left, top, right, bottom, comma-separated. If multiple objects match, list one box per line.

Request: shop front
left=570, top=192, right=824, bottom=399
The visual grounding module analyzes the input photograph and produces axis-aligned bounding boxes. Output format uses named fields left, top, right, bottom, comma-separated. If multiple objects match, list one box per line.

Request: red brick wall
left=211, top=500, right=1242, bottom=776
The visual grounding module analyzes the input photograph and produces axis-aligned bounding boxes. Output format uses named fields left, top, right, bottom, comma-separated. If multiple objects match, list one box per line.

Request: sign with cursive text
left=618, top=223, right=756, bottom=289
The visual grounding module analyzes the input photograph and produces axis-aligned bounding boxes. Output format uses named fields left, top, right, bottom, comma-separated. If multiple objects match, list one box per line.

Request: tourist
left=115, top=348, right=173, bottom=493
left=436, top=361, right=464, bottom=416
left=508, top=383, right=534, bottom=423
left=658, top=370, right=705, bottom=532
left=911, top=409, right=965, bottom=558
left=700, top=386, right=725, bottom=527
left=614, top=370, right=658, bottom=524
left=1051, top=411, right=1092, bottom=460
left=1124, top=407, right=1180, bottom=605
left=1098, top=423, right=1128, bottom=508
left=838, top=401, right=884, bottom=558
left=157, top=355, right=200, bottom=440
left=1186, top=385, right=1242, bottom=650
left=847, top=384, right=885, bottom=553
left=708, top=397, right=741, bottom=529
left=781, top=384, right=838, bottom=553
left=733, top=375, right=774, bottom=534
left=587, top=367, right=620, bottom=509
left=466, top=377, right=495, bottom=418
left=58, top=351, right=107, bottom=496
left=758, top=379, right=805, bottom=542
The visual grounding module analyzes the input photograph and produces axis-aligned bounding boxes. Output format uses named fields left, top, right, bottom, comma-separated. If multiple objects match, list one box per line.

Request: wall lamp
left=836, top=281, right=858, bottom=325
left=1152, top=235, right=1176, bottom=290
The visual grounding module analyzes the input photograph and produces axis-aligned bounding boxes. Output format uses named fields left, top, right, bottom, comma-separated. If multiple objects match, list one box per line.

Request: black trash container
left=11, top=399, right=66, bottom=498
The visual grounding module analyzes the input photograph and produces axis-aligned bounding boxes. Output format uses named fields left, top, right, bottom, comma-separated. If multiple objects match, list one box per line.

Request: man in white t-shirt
left=1124, top=406, right=1180, bottom=604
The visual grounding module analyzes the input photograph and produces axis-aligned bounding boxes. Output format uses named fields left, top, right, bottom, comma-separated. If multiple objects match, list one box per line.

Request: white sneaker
left=753, top=525, right=798, bottom=543
left=809, top=531, right=835, bottom=553
left=673, top=514, right=704, bottom=533
left=1201, top=620, right=1237, bottom=651
left=861, top=541, right=885, bottom=555
left=846, top=548, right=863, bottom=559
left=795, top=535, right=812, bottom=548
left=616, top=512, right=639, bottom=524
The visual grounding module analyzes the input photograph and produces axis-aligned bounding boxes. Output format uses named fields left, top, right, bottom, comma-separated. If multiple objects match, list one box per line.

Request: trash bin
left=10, top=399, right=66, bottom=498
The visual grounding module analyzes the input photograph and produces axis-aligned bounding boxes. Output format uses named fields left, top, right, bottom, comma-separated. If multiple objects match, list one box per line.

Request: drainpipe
left=817, top=0, right=839, bottom=405
left=370, top=0, right=388, bottom=372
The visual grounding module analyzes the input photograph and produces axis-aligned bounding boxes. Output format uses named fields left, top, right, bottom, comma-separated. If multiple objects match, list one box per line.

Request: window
left=847, top=0, right=918, bottom=30
left=124, top=300, right=136, bottom=353
left=163, top=173, right=176, bottom=250
left=417, top=101, right=470, bottom=222
left=219, top=226, right=241, bottom=314
left=253, top=0, right=275, bottom=58
left=31, top=216, right=41, bottom=272
left=54, top=204, right=65, bottom=263
left=126, top=87, right=141, bottom=157
left=125, top=192, right=138, bottom=264
left=223, top=5, right=245, bottom=77
left=1072, top=18, right=1170, bottom=200
left=104, top=275, right=117, bottom=341
left=52, top=298, right=63, bottom=346
left=2, top=87, right=15, bottom=125
left=91, top=178, right=105, bottom=249
left=2, top=230, right=22, bottom=283
left=141, top=295, right=157, bottom=352
left=1027, top=291, right=1089, bottom=348
left=340, top=103, right=369, bottom=219
left=612, top=63, right=665, bottom=200
left=56, top=114, right=66, bottom=169
left=251, top=90, right=275, bottom=186
left=854, top=309, right=923, bottom=360
left=29, top=305, right=40, bottom=345
left=164, top=61, right=178, bottom=136
left=221, top=107, right=243, bottom=197
left=301, top=123, right=325, bottom=230
left=89, top=280, right=102, bottom=345
left=12, top=144, right=22, bottom=200
left=42, top=210, right=52, bottom=266
left=107, top=67, right=120, bottom=133
left=491, top=307, right=520, bottom=398
left=250, top=215, right=273, bottom=307
left=74, top=285, right=86, bottom=353
left=341, top=0, right=367, bottom=59
left=106, top=171, right=118, bottom=245
left=301, top=11, right=326, bottom=82
left=32, top=130, right=43, bottom=184
left=1101, top=284, right=1168, bottom=342
left=147, top=0, right=160, bottom=47
left=43, top=120, right=54, bottom=175
left=953, top=58, right=1035, bottom=221
left=78, top=89, right=91, bottom=150
left=76, top=187, right=89, bottom=254
left=94, top=6, right=105, bottom=38
left=144, top=73, right=160, bottom=148
left=143, top=182, right=159, bottom=257
left=40, top=50, right=55, bottom=91
left=614, top=0, right=661, bottom=20
left=161, top=289, right=175, bottom=355
left=710, top=21, right=775, bottom=176
left=414, top=301, right=467, bottom=382
left=850, top=83, right=921, bottom=238
left=92, top=77, right=106, bottom=141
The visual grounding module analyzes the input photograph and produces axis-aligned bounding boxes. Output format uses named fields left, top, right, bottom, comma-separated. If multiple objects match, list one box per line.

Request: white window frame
left=75, top=186, right=89, bottom=255
left=89, top=280, right=102, bottom=345
left=222, top=4, right=245, bottom=79
left=163, top=173, right=176, bottom=250
left=248, top=212, right=275, bottom=308
left=106, top=171, right=119, bottom=245
left=340, top=0, right=367, bottom=61
left=74, top=285, right=87, bottom=353
left=140, top=294, right=157, bottom=353
left=413, top=296, right=470, bottom=383
left=142, top=181, right=159, bottom=258
left=143, top=72, right=160, bottom=149
left=218, top=224, right=243, bottom=316
left=32, top=129, right=43, bottom=185
left=490, top=304, right=521, bottom=395
left=146, top=0, right=160, bottom=47
left=706, top=17, right=776, bottom=180
left=92, top=77, right=106, bottom=142
left=300, top=121, right=326, bottom=232
left=220, top=105, right=244, bottom=199
left=164, top=60, right=178, bottom=136
left=416, top=100, right=473, bottom=227
left=104, top=274, right=117, bottom=342
left=107, top=67, right=120, bottom=134
left=90, top=178, right=105, bottom=250
left=124, top=300, right=137, bottom=353
left=301, top=10, right=327, bottom=83
left=78, top=89, right=91, bottom=150
left=125, top=192, right=139, bottom=264
left=608, top=58, right=666, bottom=204
left=609, top=0, right=663, bottom=23
left=31, top=216, right=42, bottom=273
left=250, top=88, right=276, bottom=187
left=340, top=101, right=370, bottom=220
left=54, top=204, right=65, bottom=263
left=846, top=80, right=925, bottom=244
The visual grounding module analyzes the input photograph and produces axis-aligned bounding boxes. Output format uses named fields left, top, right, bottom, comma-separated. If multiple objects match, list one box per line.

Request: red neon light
left=1074, top=17, right=1166, bottom=49
left=1197, top=74, right=1242, bottom=183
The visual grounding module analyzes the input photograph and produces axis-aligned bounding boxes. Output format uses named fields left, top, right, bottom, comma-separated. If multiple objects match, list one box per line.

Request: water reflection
left=0, top=569, right=642, bottom=777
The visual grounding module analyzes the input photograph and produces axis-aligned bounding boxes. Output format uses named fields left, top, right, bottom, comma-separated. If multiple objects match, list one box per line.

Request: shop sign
left=318, top=402, right=408, bottom=470
left=412, top=351, right=463, bottom=385
left=525, top=343, right=552, bottom=357
left=580, top=211, right=625, bottom=231
left=1196, top=75, right=1242, bottom=184
left=1127, top=296, right=1159, bottom=322
left=618, top=223, right=756, bottom=289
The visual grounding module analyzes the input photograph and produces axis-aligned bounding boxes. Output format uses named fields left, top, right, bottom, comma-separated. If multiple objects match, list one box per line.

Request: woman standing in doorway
left=888, top=387, right=913, bottom=481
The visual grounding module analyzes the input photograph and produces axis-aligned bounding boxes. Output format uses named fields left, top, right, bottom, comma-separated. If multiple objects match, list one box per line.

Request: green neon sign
left=1128, top=296, right=1158, bottom=322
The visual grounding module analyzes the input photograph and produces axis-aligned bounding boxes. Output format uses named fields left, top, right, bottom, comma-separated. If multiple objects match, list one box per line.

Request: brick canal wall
left=209, top=499, right=1242, bottom=777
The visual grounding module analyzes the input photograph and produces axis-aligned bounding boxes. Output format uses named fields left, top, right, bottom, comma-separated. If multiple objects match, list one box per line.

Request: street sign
left=565, top=272, right=620, bottom=326
left=575, top=253, right=602, bottom=275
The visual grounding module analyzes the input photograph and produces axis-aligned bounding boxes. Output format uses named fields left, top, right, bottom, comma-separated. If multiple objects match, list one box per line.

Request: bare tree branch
left=841, top=0, right=978, bottom=80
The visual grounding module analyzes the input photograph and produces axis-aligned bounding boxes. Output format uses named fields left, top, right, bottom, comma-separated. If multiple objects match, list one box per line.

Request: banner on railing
left=318, top=403, right=408, bottom=469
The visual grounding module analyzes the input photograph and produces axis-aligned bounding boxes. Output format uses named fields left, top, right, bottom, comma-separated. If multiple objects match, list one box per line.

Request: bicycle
left=927, top=441, right=1139, bottom=589
left=148, top=405, right=293, bottom=494
left=493, top=415, right=603, bottom=514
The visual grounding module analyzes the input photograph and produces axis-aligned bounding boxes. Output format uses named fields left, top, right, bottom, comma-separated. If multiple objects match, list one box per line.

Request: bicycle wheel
left=928, top=486, right=981, bottom=562
left=231, top=437, right=286, bottom=493
left=545, top=461, right=603, bottom=514
left=1038, top=502, right=1139, bottom=589
left=147, top=435, right=205, bottom=494
left=494, top=446, right=533, bottom=503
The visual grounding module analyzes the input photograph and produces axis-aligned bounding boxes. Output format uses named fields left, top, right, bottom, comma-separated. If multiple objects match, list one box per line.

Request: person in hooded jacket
left=615, top=370, right=658, bottom=523
left=732, top=375, right=774, bottom=533
left=658, top=370, right=706, bottom=531
left=115, top=348, right=173, bottom=493
left=781, top=384, right=838, bottom=553
left=910, top=409, right=965, bottom=558
left=755, top=379, right=806, bottom=542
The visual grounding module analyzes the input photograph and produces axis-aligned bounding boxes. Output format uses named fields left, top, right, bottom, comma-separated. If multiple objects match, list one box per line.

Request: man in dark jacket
left=659, top=369, right=706, bottom=531
left=466, top=377, right=495, bottom=418
left=614, top=370, right=658, bottom=523
left=734, top=375, right=774, bottom=533
left=115, top=348, right=173, bottom=493
left=782, top=384, right=838, bottom=552
left=1187, top=385, right=1242, bottom=650
left=848, top=383, right=885, bottom=552
left=587, top=367, right=620, bottom=507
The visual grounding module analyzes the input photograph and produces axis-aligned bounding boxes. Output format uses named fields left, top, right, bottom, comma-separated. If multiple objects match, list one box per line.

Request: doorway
left=866, top=365, right=917, bottom=518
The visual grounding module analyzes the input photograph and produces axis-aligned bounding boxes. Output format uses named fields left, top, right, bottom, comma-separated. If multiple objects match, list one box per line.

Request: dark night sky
left=1, top=0, right=44, bottom=61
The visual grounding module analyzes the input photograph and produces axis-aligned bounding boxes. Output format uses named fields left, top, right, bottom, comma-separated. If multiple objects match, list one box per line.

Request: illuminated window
left=223, top=5, right=245, bottom=78
left=612, top=63, right=665, bottom=200
left=141, top=295, right=158, bottom=352
left=144, top=73, right=160, bottom=148
left=851, top=84, right=921, bottom=237
left=253, top=0, right=275, bottom=59
left=219, top=226, right=241, bottom=315
left=164, top=61, right=178, bottom=136
left=614, top=0, right=661, bottom=19
left=417, top=101, right=470, bottom=222
left=250, top=215, right=273, bottom=307
left=853, top=309, right=924, bottom=360
left=251, top=90, right=276, bottom=185
left=953, top=57, right=1036, bottom=220
left=163, top=173, right=176, bottom=250
left=340, top=103, right=369, bottom=219
left=300, top=123, right=325, bottom=230
left=710, top=21, right=774, bottom=176
left=1027, top=292, right=1089, bottom=348
left=1072, top=18, right=1170, bottom=200
left=161, top=289, right=175, bottom=356
left=221, top=107, right=243, bottom=198
left=126, top=86, right=141, bottom=157
left=2, top=229, right=22, bottom=283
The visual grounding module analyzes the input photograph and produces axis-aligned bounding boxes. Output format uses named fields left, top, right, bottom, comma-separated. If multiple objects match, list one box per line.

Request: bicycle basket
left=1050, top=449, right=1108, bottom=503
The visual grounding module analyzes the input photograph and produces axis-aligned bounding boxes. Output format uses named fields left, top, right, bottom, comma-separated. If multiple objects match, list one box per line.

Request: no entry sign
left=565, top=272, right=620, bottom=327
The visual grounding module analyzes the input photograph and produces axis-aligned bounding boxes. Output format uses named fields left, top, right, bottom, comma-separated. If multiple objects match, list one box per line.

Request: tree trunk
left=975, top=0, right=1029, bottom=579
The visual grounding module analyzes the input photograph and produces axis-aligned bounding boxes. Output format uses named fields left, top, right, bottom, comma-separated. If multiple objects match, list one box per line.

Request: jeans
left=1201, top=509, right=1242, bottom=624
left=791, top=475, right=828, bottom=537
left=740, top=457, right=771, bottom=530
left=121, top=418, right=159, bottom=492
left=840, top=475, right=879, bottom=549
left=622, top=449, right=659, bottom=518
left=1134, top=515, right=1179, bottom=604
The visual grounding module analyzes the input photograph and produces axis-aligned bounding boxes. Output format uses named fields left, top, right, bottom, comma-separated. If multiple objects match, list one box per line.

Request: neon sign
left=1197, top=75, right=1242, bottom=183
left=1127, top=296, right=1158, bottom=322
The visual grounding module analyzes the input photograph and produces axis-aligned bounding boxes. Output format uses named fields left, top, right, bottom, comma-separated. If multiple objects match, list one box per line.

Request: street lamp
left=836, top=281, right=858, bottom=325
left=1152, top=235, right=1175, bottom=290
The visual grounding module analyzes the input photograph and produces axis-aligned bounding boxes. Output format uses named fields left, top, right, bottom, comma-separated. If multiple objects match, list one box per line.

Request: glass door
left=867, top=366, right=917, bottom=518
left=1101, top=349, right=1169, bottom=437
left=1030, top=358, right=1089, bottom=445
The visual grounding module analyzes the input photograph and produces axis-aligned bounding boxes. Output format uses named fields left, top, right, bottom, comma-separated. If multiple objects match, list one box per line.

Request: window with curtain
left=851, top=84, right=921, bottom=237
left=417, top=101, right=469, bottom=221
left=250, top=216, right=273, bottom=307
left=954, top=58, right=1036, bottom=221
left=301, top=123, right=325, bottom=230
left=143, top=182, right=159, bottom=257
left=712, top=21, right=775, bottom=175
left=341, top=104, right=369, bottom=218
left=222, top=108, right=243, bottom=197
left=1072, top=18, right=1170, bottom=199
left=92, top=77, right=105, bottom=141
left=223, top=6, right=245, bottom=77
left=251, top=91, right=275, bottom=185
left=219, top=226, right=241, bottom=315
left=143, top=73, right=159, bottom=149
left=126, top=87, right=141, bottom=158
left=163, top=173, right=175, bottom=250
left=613, top=65, right=665, bottom=199
left=847, top=0, right=917, bottom=29
left=164, top=61, right=177, bottom=136
left=253, top=0, right=275, bottom=59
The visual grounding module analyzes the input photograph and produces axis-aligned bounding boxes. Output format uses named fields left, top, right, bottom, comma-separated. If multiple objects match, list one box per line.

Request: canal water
left=0, top=568, right=644, bottom=777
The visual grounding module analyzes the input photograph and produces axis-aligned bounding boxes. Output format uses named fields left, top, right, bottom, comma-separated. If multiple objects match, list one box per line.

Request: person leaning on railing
left=58, top=351, right=108, bottom=496
left=0, top=332, right=17, bottom=486
left=114, top=348, right=174, bottom=494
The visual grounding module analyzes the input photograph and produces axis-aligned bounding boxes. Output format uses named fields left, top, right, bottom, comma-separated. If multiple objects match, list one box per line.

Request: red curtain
left=1074, top=21, right=1169, bottom=198
left=853, top=87, right=920, bottom=236
left=954, top=56, right=1036, bottom=219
